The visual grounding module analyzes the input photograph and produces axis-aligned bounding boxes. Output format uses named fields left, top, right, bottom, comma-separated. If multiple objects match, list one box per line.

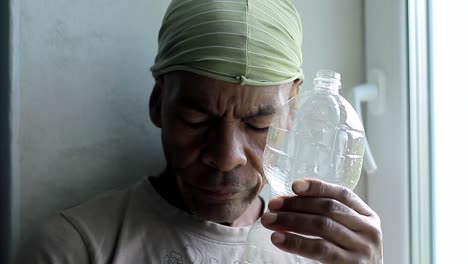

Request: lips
left=188, top=184, right=242, bottom=201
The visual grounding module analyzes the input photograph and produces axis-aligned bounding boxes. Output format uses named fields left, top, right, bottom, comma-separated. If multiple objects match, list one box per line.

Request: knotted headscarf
left=151, top=0, right=304, bottom=86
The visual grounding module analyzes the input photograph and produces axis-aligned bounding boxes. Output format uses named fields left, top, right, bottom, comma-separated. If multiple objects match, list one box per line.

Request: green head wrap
left=150, top=0, right=304, bottom=86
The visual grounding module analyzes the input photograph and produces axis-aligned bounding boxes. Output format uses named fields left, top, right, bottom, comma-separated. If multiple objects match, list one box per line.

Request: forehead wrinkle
left=174, top=76, right=222, bottom=115
left=231, top=91, right=281, bottom=119
left=179, top=95, right=219, bottom=117
left=171, top=72, right=292, bottom=119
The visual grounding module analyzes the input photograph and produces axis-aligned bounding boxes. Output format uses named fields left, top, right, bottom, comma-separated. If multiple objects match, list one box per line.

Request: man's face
left=150, top=71, right=297, bottom=223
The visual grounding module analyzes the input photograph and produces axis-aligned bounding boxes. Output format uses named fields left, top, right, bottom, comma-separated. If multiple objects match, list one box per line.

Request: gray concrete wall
left=10, top=0, right=365, bottom=253
left=1, top=0, right=12, bottom=263
left=11, top=0, right=171, bottom=251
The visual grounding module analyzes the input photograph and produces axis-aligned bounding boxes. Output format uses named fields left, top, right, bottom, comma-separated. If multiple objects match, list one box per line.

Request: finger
left=270, top=232, right=361, bottom=264
left=292, top=179, right=375, bottom=216
left=268, top=196, right=368, bottom=231
left=261, top=212, right=367, bottom=251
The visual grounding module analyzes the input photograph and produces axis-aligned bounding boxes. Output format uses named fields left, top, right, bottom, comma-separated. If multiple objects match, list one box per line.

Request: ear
left=289, top=78, right=302, bottom=98
left=149, top=78, right=163, bottom=128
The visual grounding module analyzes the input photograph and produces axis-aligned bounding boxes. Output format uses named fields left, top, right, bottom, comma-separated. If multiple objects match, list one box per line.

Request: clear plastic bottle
left=242, top=70, right=366, bottom=263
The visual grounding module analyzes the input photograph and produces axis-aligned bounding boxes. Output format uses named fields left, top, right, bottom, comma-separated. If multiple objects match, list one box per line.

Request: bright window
left=431, top=1, right=468, bottom=263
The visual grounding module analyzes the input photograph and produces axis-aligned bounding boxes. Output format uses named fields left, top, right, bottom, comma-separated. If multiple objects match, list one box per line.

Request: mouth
left=188, top=184, right=242, bottom=201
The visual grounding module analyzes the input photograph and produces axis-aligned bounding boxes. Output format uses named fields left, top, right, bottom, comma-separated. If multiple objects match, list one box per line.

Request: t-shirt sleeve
left=15, top=213, right=90, bottom=264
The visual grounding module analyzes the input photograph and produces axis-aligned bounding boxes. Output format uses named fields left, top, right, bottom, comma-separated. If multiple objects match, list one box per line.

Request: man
left=17, top=0, right=383, bottom=263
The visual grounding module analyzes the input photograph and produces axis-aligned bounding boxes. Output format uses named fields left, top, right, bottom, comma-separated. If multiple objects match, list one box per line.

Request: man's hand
left=261, top=179, right=383, bottom=264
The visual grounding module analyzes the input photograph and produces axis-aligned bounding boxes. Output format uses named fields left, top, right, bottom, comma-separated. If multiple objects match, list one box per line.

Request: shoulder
left=16, top=181, right=142, bottom=264
left=57, top=183, right=137, bottom=254
left=15, top=213, right=89, bottom=264
left=61, top=184, right=132, bottom=235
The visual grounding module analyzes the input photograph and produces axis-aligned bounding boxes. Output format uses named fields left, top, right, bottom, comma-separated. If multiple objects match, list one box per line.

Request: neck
left=229, top=195, right=264, bottom=227
left=150, top=169, right=189, bottom=212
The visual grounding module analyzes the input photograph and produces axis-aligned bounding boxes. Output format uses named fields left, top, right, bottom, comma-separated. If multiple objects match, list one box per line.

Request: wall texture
left=12, top=0, right=171, bottom=251
left=11, top=0, right=365, bottom=253
left=1, top=1, right=12, bottom=263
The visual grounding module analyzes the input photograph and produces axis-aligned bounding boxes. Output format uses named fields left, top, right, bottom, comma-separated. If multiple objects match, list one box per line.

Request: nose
left=202, top=123, right=248, bottom=172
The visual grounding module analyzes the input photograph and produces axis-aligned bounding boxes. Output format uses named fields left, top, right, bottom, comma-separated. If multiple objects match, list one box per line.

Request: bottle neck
left=312, top=70, right=342, bottom=94
left=313, top=80, right=340, bottom=94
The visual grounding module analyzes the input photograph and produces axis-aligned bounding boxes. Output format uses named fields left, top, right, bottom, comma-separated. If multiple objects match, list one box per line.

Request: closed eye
left=247, top=124, right=270, bottom=133
left=182, top=119, right=213, bottom=129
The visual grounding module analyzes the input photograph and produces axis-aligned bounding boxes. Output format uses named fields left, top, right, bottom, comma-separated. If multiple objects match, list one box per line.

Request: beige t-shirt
left=16, top=177, right=296, bottom=264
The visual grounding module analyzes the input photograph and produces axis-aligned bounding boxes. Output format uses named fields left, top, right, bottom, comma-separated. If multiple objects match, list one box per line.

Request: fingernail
left=294, top=180, right=309, bottom=193
left=268, top=197, right=284, bottom=211
left=271, top=232, right=286, bottom=244
left=261, top=213, right=277, bottom=225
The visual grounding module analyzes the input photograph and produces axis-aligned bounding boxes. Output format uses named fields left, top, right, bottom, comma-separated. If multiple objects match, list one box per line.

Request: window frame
left=408, top=0, right=434, bottom=263
left=364, top=0, right=412, bottom=263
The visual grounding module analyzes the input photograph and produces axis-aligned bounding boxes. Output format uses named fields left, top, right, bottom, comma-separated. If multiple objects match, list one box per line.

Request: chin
left=190, top=198, right=248, bottom=223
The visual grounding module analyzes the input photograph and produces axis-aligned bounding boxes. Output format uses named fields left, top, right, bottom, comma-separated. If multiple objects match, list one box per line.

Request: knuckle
left=276, top=213, right=295, bottom=227
left=338, top=186, right=353, bottom=202
left=355, top=256, right=369, bottom=264
left=361, top=243, right=374, bottom=257
left=327, top=250, right=340, bottom=263
left=321, top=199, right=339, bottom=213
left=373, top=213, right=382, bottom=225
left=315, top=217, right=333, bottom=231
left=308, top=180, right=326, bottom=195
left=284, top=234, right=303, bottom=251
left=367, top=224, right=383, bottom=244
left=317, top=181, right=327, bottom=195
left=313, top=240, right=330, bottom=258
left=306, top=181, right=319, bottom=194
left=286, top=197, right=301, bottom=211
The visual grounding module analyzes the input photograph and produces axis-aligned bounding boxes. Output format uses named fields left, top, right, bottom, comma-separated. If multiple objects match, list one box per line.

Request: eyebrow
left=243, top=105, right=278, bottom=119
left=180, top=96, right=219, bottom=117
left=180, top=96, right=278, bottom=119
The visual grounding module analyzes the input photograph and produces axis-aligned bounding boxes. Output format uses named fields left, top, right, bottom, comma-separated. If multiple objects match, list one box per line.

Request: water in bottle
left=242, top=70, right=366, bottom=263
